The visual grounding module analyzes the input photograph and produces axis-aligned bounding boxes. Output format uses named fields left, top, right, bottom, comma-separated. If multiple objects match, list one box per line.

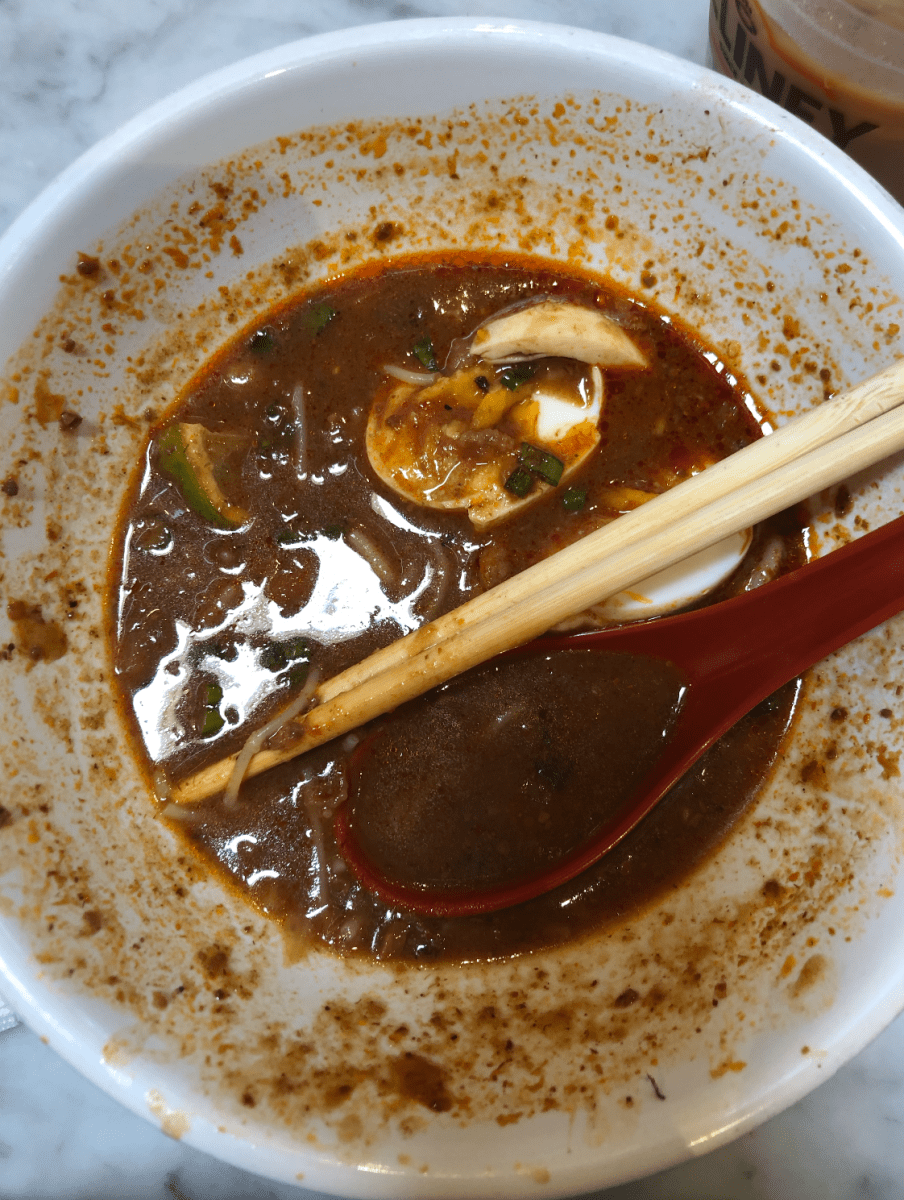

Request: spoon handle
left=530, top=513, right=904, bottom=898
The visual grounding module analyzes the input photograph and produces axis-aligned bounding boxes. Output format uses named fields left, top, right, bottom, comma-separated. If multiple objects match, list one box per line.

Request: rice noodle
left=381, top=363, right=438, bottom=385
left=419, top=538, right=452, bottom=622
left=345, top=527, right=398, bottom=587
left=304, top=797, right=330, bottom=907
left=741, top=536, right=783, bottom=592
left=222, top=665, right=320, bottom=806
left=290, top=383, right=306, bottom=475
left=373, top=916, right=408, bottom=959
left=161, top=801, right=202, bottom=822
left=337, top=916, right=364, bottom=947
left=329, top=763, right=349, bottom=812
left=590, top=363, right=603, bottom=408
left=443, top=336, right=473, bottom=374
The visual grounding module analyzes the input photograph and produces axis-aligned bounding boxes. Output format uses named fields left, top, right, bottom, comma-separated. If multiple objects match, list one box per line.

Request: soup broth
left=110, top=255, right=806, bottom=962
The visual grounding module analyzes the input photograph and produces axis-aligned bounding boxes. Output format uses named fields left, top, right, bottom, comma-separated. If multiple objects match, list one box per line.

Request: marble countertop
left=2, top=2, right=904, bottom=1198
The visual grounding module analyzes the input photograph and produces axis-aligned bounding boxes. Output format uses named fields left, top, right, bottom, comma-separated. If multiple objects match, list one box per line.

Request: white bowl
left=1, top=17, right=904, bottom=1197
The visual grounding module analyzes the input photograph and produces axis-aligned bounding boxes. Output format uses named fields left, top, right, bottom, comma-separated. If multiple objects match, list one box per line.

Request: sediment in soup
left=109, top=254, right=806, bottom=962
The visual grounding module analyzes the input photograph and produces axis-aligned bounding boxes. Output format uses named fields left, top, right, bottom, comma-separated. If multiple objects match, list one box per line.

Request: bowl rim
left=2, top=15, right=904, bottom=1197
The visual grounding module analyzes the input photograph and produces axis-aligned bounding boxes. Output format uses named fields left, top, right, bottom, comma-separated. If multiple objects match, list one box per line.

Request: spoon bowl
left=335, top=509, right=904, bottom=916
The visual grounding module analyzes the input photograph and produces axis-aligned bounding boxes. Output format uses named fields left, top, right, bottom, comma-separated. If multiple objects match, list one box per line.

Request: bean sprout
left=304, top=797, right=330, bottom=908
left=381, top=364, right=438, bottom=385
left=419, top=538, right=452, bottom=622
left=290, top=383, right=306, bottom=476
left=223, top=666, right=320, bottom=807
left=346, top=527, right=398, bottom=587
left=160, top=801, right=202, bottom=822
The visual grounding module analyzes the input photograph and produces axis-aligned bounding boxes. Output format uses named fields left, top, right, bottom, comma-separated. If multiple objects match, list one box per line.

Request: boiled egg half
left=366, top=299, right=754, bottom=617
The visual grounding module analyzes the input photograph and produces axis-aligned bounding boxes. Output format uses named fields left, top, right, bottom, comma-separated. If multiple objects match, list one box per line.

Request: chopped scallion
left=260, top=644, right=286, bottom=672
left=500, top=363, right=536, bottom=391
left=261, top=637, right=311, bottom=674
left=504, top=464, right=533, bottom=497
left=274, top=525, right=305, bottom=547
left=283, top=636, right=310, bottom=661
left=413, top=337, right=438, bottom=372
left=249, top=328, right=275, bottom=355
left=287, top=663, right=310, bottom=688
left=562, top=486, right=587, bottom=512
left=202, top=682, right=225, bottom=737
left=258, top=424, right=295, bottom=454
left=519, top=442, right=564, bottom=487
left=202, top=709, right=225, bottom=737
left=307, top=302, right=337, bottom=334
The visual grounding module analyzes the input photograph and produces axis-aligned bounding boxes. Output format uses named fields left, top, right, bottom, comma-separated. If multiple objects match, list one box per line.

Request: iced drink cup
left=709, top=0, right=904, bottom=204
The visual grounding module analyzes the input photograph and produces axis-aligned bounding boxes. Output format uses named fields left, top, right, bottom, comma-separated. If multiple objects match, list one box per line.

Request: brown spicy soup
left=110, top=254, right=805, bottom=962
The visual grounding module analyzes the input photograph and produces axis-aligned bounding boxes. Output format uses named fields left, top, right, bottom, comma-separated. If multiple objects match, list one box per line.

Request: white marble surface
left=1, top=1, right=904, bottom=1197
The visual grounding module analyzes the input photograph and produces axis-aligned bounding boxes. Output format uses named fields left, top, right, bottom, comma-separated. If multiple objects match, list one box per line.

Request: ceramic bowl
left=1, top=17, right=904, bottom=1198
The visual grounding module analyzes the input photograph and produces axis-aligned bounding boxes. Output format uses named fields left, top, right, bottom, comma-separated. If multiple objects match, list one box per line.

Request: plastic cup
left=709, top=0, right=904, bottom=203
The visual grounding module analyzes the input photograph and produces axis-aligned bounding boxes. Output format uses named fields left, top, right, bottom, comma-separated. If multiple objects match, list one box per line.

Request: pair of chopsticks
left=172, top=357, right=904, bottom=805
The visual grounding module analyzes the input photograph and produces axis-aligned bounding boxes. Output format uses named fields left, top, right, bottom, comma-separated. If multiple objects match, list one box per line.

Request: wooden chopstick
left=171, top=357, right=904, bottom=805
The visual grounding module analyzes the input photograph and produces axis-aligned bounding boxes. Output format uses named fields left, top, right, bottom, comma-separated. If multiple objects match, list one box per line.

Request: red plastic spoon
left=335, top=512, right=904, bottom=917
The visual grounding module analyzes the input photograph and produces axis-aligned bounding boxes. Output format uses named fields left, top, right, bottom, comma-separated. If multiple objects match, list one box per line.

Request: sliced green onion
left=261, top=637, right=310, bottom=674
left=258, top=424, right=294, bottom=454
left=249, top=328, right=275, bottom=354
left=283, top=636, right=310, bottom=661
left=260, top=644, right=287, bottom=672
left=277, top=521, right=343, bottom=545
left=504, top=464, right=533, bottom=497
left=202, top=682, right=225, bottom=737
left=562, top=486, right=587, bottom=512
left=413, top=337, right=438, bottom=372
left=520, top=442, right=565, bottom=487
left=287, top=662, right=310, bottom=688
left=207, top=642, right=238, bottom=662
left=500, top=363, right=536, bottom=391
left=307, top=302, right=337, bottom=334
left=202, top=710, right=225, bottom=737
left=274, top=525, right=305, bottom=547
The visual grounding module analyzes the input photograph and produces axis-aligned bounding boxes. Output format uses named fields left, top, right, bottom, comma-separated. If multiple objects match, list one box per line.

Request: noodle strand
left=223, top=666, right=320, bottom=806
